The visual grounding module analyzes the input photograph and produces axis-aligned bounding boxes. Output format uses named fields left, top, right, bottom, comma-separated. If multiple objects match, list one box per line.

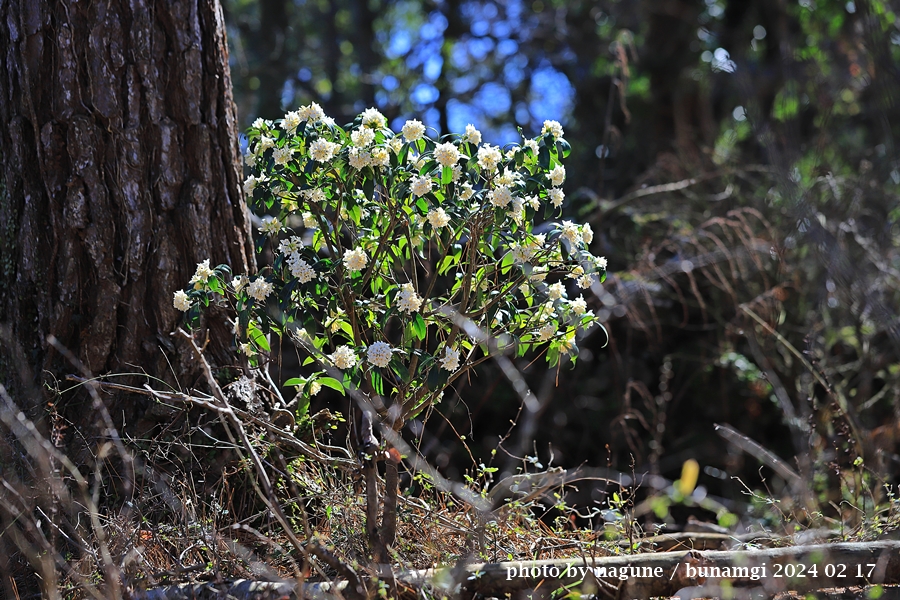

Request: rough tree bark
left=0, top=0, right=253, bottom=456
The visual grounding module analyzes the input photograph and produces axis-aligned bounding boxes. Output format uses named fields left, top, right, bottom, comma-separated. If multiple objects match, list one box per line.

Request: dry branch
left=132, top=541, right=900, bottom=600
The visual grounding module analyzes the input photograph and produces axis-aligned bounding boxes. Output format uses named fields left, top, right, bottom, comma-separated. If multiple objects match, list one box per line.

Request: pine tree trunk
left=0, top=0, right=253, bottom=458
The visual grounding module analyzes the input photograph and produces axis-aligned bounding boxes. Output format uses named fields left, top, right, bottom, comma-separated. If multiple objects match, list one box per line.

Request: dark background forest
left=1, top=0, right=900, bottom=596
left=224, top=0, right=900, bottom=513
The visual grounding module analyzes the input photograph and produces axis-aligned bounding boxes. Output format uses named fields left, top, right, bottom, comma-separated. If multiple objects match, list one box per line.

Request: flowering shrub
left=176, top=104, right=607, bottom=427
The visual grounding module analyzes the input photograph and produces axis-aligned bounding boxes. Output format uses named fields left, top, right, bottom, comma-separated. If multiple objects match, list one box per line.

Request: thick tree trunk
left=0, top=0, right=253, bottom=454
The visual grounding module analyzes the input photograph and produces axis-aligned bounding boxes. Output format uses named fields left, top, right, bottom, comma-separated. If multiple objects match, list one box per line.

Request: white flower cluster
left=286, top=250, right=315, bottom=283
left=367, top=341, right=393, bottom=368
left=189, top=259, right=215, bottom=288
left=476, top=145, right=502, bottom=172
left=247, top=277, right=274, bottom=302
left=410, top=175, right=433, bottom=198
left=173, top=290, right=191, bottom=312
left=343, top=247, right=368, bottom=272
left=439, top=346, right=460, bottom=371
left=402, top=119, right=426, bottom=141
left=330, top=345, right=358, bottom=370
left=396, top=283, right=422, bottom=313
left=433, top=142, right=461, bottom=167
left=259, top=215, right=281, bottom=235
left=427, top=207, right=450, bottom=229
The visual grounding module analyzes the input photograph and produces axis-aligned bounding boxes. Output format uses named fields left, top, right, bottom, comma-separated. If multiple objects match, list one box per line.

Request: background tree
left=0, top=0, right=253, bottom=562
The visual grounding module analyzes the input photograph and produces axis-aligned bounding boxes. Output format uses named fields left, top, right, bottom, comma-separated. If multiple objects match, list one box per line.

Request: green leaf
left=391, top=359, right=409, bottom=383
left=249, top=323, right=270, bottom=352
left=319, top=377, right=346, bottom=395
left=427, top=365, right=449, bottom=391
left=437, top=252, right=460, bottom=276
left=556, top=139, right=571, bottom=159
left=546, top=345, right=560, bottom=368
left=441, top=166, right=452, bottom=185
left=370, top=370, right=384, bottom=396
left=411, top=313, right=427, bottom=341
left=283, top=377, right=305, bottom=387
left=296, top=395, right=311, bottom=419
left=538, top=145, right=551, bottom=170
left=499, top=250, right=515, bottom=275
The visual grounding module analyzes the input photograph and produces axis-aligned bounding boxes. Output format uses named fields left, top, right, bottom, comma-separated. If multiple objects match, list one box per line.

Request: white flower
left=252, top=117, right=268, bottom=129
left=259, top=215, right=281, bottom=235
left=298, top=102, right=326, bottom=123
left=548, top=282, right=566, bottom=301
left=439, top=346, right=460, bottom=371
left=570, top=295, right=587, bottom=316
left=244, top=153, right=258, bottom=167
left=309, top=138, right=338, bottom=162
left=289, top=257, right=316, bottom=283
left=548, top=187, right=565, bottom=208
left=330, top=345, right=358, bottom=370
left=278, top=236, right=304, bottom=256
left=508, top=196, right=525, bottom=224
left=477, top=144, right=502, bottom=171
left=510, top=242, right=533, bottom=264
left=396, top=282, right=422, bottom=313
left=348, top=147, right=371, bottom=169
left=524, top=138, right=539, bottom=154
left=402, top=119, right=426, bottom=141
left=232, top=275, right=249, bottom=294
left=273, top=146, right=292, bottom=165
left=239, top=342, right=254, bottom=356
left=351, top=127, right=375, bottom=147
left=302, top=188, right=326, bottom=203
left=549, top=165, right=566, bottom=186
left=302, top=212, right=317, bottom=228
left=459, top=183, right=475, bottom=201
left=360, top=107, right=386, bottom=129
left=526, top=195, right=540, bottom=210
left=243, top=175, right=259, bottom=196
left=497, top=168, right=521, bottom=187
left=433, top=142, right=461, bottom=167
left=537, top=322, right=556, bottom=342
left=173, top=290, right=191, bottom=311
left=577, top=273, right=594, bottom=289
left=282, top=110, right=302, bottom=134
left=451, top=164, right=463, bottom=182
left=488, top=185, right=513, bottom=208
left=247, top=277, right=274, bottom=301
left=410, top=175, right=433, bottom=197
left=367, top=341, right=393, bottom=368
left=389, top=136, right=404, bottom=154
left=258, top=135, right=275, bottom=153
left=560, top=220, right=582, bottom=246
left=582, top=223, right=594, bottom=245
left=596, top=256, right=608, bottom=270
left=462, top=124, right=482, bottom=145
left=309, top=380, right=322, bottom=396
left=343, top=247, right=368, bottom=272
left=371, top=147, right=390, bottom=167
left=427, top=207, right=451, bottom=229
left=189, top=259, right=215, bottom=286
left=530, top=266, right=548, bottom=281
left=542, top=120, right=564, bottom=139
